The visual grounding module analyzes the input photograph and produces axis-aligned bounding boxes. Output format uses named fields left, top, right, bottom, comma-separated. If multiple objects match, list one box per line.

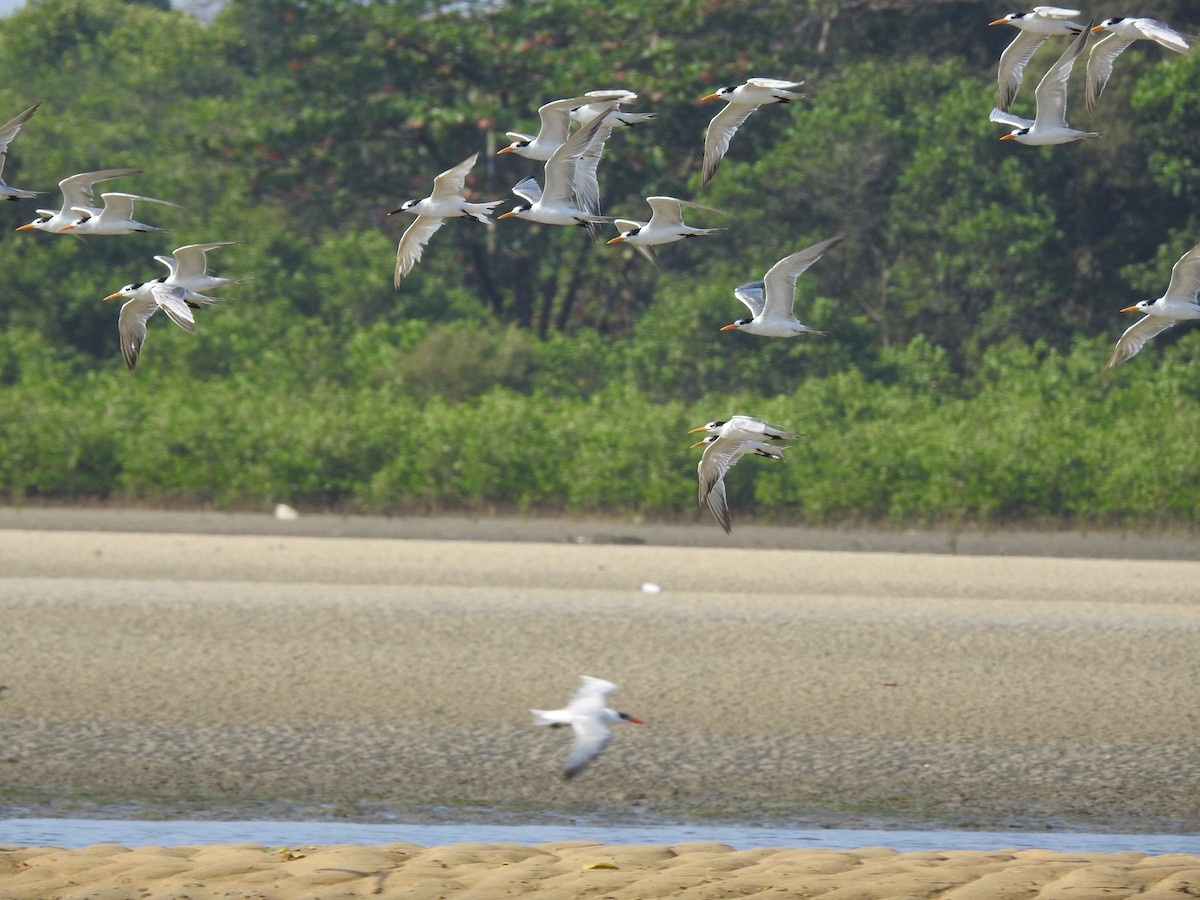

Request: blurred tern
left=1105, top=240, right=1200, bottom=370
left=989, top=7, right=1085, bottom=110
left=569, top=89, right=656, bottom=128
left=57, top=192, right=182, bottom=234
left=688, top=416, right=800, bottom=444
left=699, top=77, right=804, bottom=186
left=15, top=167, right=141, bottom=233
left=991, top=22, right=1098, bottom=144
left=692, top=435, right=786, bottom=534
left=721, top=236, right=841, bottom=336
left=498, top=108, right=616, bottom=238
left=0, top=102, right=41, bottom=201
left=607, top=196, right=723, bottom=264
left=154, top=242, right=246, bottom=293
left=387, top=152, right=502, bottom=287
left=531, top=676, right=644, bottom=780
left=103, top=280, right=221, bottom=370
left=498, top=91, right=631, bottom=160
left=1086, top=17, right=1194, bottom=113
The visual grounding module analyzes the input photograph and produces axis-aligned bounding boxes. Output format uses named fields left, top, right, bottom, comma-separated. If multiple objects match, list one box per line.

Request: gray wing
left=1033, top=22, right=1090, bottom=128
left=760, top=236, right=842, bottom=322
left=733, top=279, right=767, bottom=317
left=429, top=153, right=478, bottom=203
left=117, top=297, right=159, bottom=370
left=701, top=102, right=759, bottom=186
left=645, top=196, right=724, bottom=225
left=394, top=215, right=445, bottom=286
left=150, top=283, right=197, bottom=334
left=996, top=30, right=1051, bottom=111
left=0, top=102, right=39, bottom=181
left=1105, top=315, right=1177, bottom=370
left=565, top=675, right=617, bottom=714
left=1085, top=32, right=1136, bottom=113
left=510, top=175, right=543, bottom=206
left=1130, top=18, right=1193, bottom=52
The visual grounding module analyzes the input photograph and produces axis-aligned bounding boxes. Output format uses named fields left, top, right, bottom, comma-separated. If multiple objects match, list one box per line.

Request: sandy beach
left=1, top=509, right=1198, bottom=896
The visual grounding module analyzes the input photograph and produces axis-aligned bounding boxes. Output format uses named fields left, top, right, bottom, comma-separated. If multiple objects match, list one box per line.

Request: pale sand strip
left=1, top=526, right=1198, bottom=831
left=2, top=842, right=1199, bottom=899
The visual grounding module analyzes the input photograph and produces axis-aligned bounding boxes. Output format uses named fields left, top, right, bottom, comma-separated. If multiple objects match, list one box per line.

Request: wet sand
left=1, top=509, right=1197, bottom=896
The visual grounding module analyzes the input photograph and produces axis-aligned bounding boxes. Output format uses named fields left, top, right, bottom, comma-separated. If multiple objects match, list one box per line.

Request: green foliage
left=0, top=0, right=1197, bottom=529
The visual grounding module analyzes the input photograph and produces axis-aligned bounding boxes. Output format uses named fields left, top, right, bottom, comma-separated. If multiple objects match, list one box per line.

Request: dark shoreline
left=1, top=504, right=1197, bottom=559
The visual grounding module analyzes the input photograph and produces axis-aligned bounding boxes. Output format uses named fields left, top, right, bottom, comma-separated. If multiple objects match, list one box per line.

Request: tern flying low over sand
left=16, top=168, right=141, bottom=233
left=57, top=192, right=182, bottom=234
left=699, top=77, right=804, bottom=187
left=1086, top=17, right=1194, bottom=114
left=498, top=108, right=616, bottom=239
left=692, top=434, right=786, bottom=534
left=721, top=236, right=841, bottom=336
left=988, top=7, right=1085, bottom=110
left=607, top=196, right=723, bottom=264
left=388, top=152, right=502, bottom=288
left=688, top=416, right=799, bottom=444
left=531, top=676, right=644, bottom=780
left=154, top=242, right=246, bottom=294
left=103, top=280, right=221, bottom=370
left=990, top=22, right=1099, bottom=145
left=0, top=102, right=41, bottom=201
left=1105, top=240, right=1200, bottom=370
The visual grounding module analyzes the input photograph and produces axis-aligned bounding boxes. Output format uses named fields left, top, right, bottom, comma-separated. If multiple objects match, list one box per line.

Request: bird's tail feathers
left=530, top=708, right=570, bottom=726
left=466, top=200, right=504, bottom=224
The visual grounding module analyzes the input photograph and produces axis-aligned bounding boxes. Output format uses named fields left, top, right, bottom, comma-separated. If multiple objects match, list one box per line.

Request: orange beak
left=497, top=210, right=517, bottom=219
left=987, top=17, right=1008, bottom=26
left=998, top=134, right=1016, bottom=141
left=689, top=439, right=709, bottom=448
left=56, top=224, right=76, bottom=233
left=607, top=235, right=625, bottom=244
left=699, top=92, right=721, bottom=102
left=497, top=146, right=515, bottom=154
left=686, top=426, right=708, bottom=434
left=1091, top=24, right=1107, bottom=32
left=1119, top=304, right=1142, bottom=313
left=626, top=716, right=645, bottom=724
left=102, top=292, right=123, bottom=302
left=14, top=223, right=34, bottom=231
left=720, top=323, right=739, bottom=331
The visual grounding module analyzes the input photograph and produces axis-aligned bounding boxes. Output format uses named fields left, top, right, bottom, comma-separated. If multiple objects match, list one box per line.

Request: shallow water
left=1, top=818, right=1197, bottom=854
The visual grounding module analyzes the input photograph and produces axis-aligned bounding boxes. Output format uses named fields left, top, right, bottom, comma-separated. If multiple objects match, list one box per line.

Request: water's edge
left=2, top=818, right=1197, bottom=854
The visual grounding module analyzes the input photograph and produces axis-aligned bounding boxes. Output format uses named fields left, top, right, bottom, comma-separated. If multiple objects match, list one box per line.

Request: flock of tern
left=0, top=8, right=1196, bottom=781
left=0, top=104, right=243, bottom=370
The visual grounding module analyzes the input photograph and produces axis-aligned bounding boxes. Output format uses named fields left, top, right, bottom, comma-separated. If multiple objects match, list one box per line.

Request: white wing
left=541, top=105, right=612, bottom=205
left=565, top=675, right=617, bottom=715
left=1032, top=7, right=1082, bottom=18
left=169, top=242, right=240, bottom=281
left=759, top=236, right=842, bottom=323
left=1129, top=18, right=1193, bottom=52
left=117, top=296, right=158, bottom=370
left=394, top=215, right=445, bottom=286
left=428, top=153, right=478, bottom=204
left=1085, top=33, right=1136, bottom=113
left=701, top=102, right=759, bottom=186
left=1033, top=23, right=1089, bottom=128
left=989, top=107, right=1036, bottom=129
left=697, top=438, right=783, bottom=534
left=996, top=30, right=1051, bottom=110
left=1162, top=242, right=1200, bottom=302
left=744, top=77, right=803, bottom=90
left=644, top=196, right=693, bottom=229
left=56, top=168, right=141, bottom=211
left=564, top=715, right=613, bottom=779
left=1105, top=315, right=1178, bottom=370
